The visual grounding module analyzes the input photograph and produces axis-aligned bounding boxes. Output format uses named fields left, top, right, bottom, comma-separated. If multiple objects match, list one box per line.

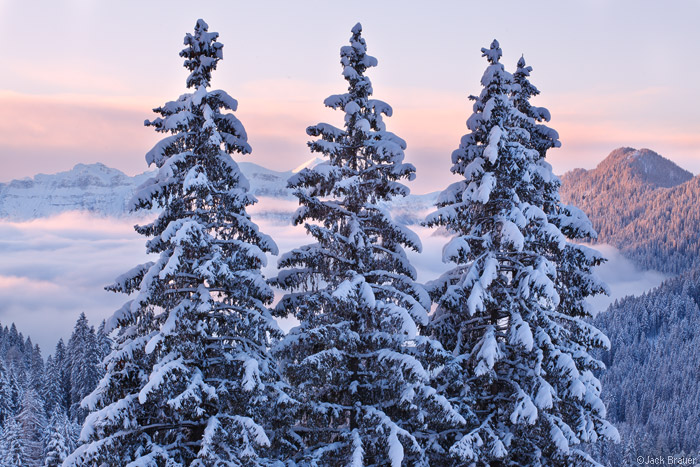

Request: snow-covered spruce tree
left=0, top=359, right=11, bottom=427
left=511, top=56, right=561, bottom=161
left=42, top=344, right=71, bottom=419
left=29, top=344, right=44, bottom=395
left=95, top=320, right=112, bottom=362
left=512, top=55, right=608, bottom=362
left=64, top=19, right=287, bottom=466
left=44, top=410, right=74, bottom=467
left=5, top=371, right=21, bottom=421
left=2, top=418, right=26, bottom=467
left=53, top=339, right=71, bottom=417
left=67, top=314, right=100, bottom=423
left=425, top=40, right=619, bottom=466
left=15, top=388, right=47, bottom=467
left=273, top=23, right=464, bottom=466
left=511, top=55, right=565, bottom=226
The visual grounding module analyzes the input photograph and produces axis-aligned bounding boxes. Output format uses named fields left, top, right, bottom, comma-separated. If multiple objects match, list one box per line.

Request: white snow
left=500, top=220, right=524, bottom=251
left=388, top=425, right=404, bottom=467
left=534, top=380, right=554, bottom=410
left=351, top=429, right=364, bottom=467
left=139, top=355, right=185, bottom=404
left=483, top=126, right=502, bottom=164
left=474, top=326, right=501, bottom=376
left=510, top=390, right=538, bottom=425
left=474, top=172, right=495, bottom=203
left=241, top=358, right=260, bottom=392
left=442, top=236, right=470, bottom=263
left=550, top=422, right=570, bottom=453
left=509, top=313, right=534, bottom=351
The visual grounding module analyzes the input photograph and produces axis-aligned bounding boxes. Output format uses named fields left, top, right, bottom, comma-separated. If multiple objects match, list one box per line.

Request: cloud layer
left=0, top=210, right=668, bottom=354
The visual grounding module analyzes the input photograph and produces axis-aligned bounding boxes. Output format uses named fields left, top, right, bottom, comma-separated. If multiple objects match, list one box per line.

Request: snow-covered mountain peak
left=237, top=162, right=293, bottom=199
left=53, top=163, right=136, bottom=186
left=292, top=157, right=326, bottom=173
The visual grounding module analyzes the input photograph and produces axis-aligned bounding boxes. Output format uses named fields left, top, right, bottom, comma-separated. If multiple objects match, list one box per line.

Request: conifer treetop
left=338, top=23, right=378, bottom=90
left=481, top=39, right=502, bottom=64
left=513, top=56, right=548, bottom=122
left=180, top=19, right=223, bottom=89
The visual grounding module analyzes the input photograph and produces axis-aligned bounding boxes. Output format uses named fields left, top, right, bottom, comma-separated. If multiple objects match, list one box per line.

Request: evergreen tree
left=5, top=326, right=25, bottom=383
left=0, top=359, right=11, bottom=427
left=52, top=339, right=71, bottom=416
left=95, top=320, right=112, bottom=362
left=425, top=40, right=618, bottom=465
left=43, top=410, right=74, bottom=467
left=41, top=355, right=59, bottom=417
left=7, top=325, right=20, bottom=350
left=65, top=19, right=286, bottom=466
left=512, top=55, right=561, bottom=161
left=1, top=419, right=26, bottom=467
left=66, top=314, right=100, bottom=423
left=273, top=23, right=463, bottom=466
left=6, top=370, right=21, bottom=418
left=29, top=344, right=44, bottom=394
left=15, top=388, right=46, bottom=467
left=511, top=55, right=564, bottom=223
left=23, top=338, right=34, bottom=373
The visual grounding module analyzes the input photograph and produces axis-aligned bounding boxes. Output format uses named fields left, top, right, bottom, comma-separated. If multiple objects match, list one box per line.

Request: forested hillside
left=587, top=271, right=700, bottom=464
left=560, top=147, right=699, bottom=274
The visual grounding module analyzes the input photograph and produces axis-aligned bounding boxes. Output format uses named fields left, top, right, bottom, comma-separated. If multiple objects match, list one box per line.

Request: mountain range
left=0, top=158, right=439, bottom=224
left=2, top=147, right=699, bottom=274
left=4, top=147, right=699, bottom=273
left=0, top=163, right=155, bottom=219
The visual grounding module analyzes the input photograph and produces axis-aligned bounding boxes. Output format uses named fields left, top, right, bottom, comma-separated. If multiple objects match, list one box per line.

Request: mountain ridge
left=0, top=163, right=155, bottom=219
left=560, top=147, right=700, bottom=274
left=595, top=147, right=692, bottom=188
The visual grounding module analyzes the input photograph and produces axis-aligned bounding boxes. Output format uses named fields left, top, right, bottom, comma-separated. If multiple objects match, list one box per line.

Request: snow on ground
left=0, top=210, right=667, bottom=352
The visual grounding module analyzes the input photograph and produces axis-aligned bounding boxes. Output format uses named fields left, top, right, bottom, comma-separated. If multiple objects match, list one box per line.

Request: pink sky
left=1, top=1, right=699, bottom=193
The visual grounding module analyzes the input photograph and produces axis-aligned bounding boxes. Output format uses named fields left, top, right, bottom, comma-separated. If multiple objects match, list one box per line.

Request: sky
left=1, top=0, right=699, bottom=194
left=0, top=0, right=697, bottom=350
